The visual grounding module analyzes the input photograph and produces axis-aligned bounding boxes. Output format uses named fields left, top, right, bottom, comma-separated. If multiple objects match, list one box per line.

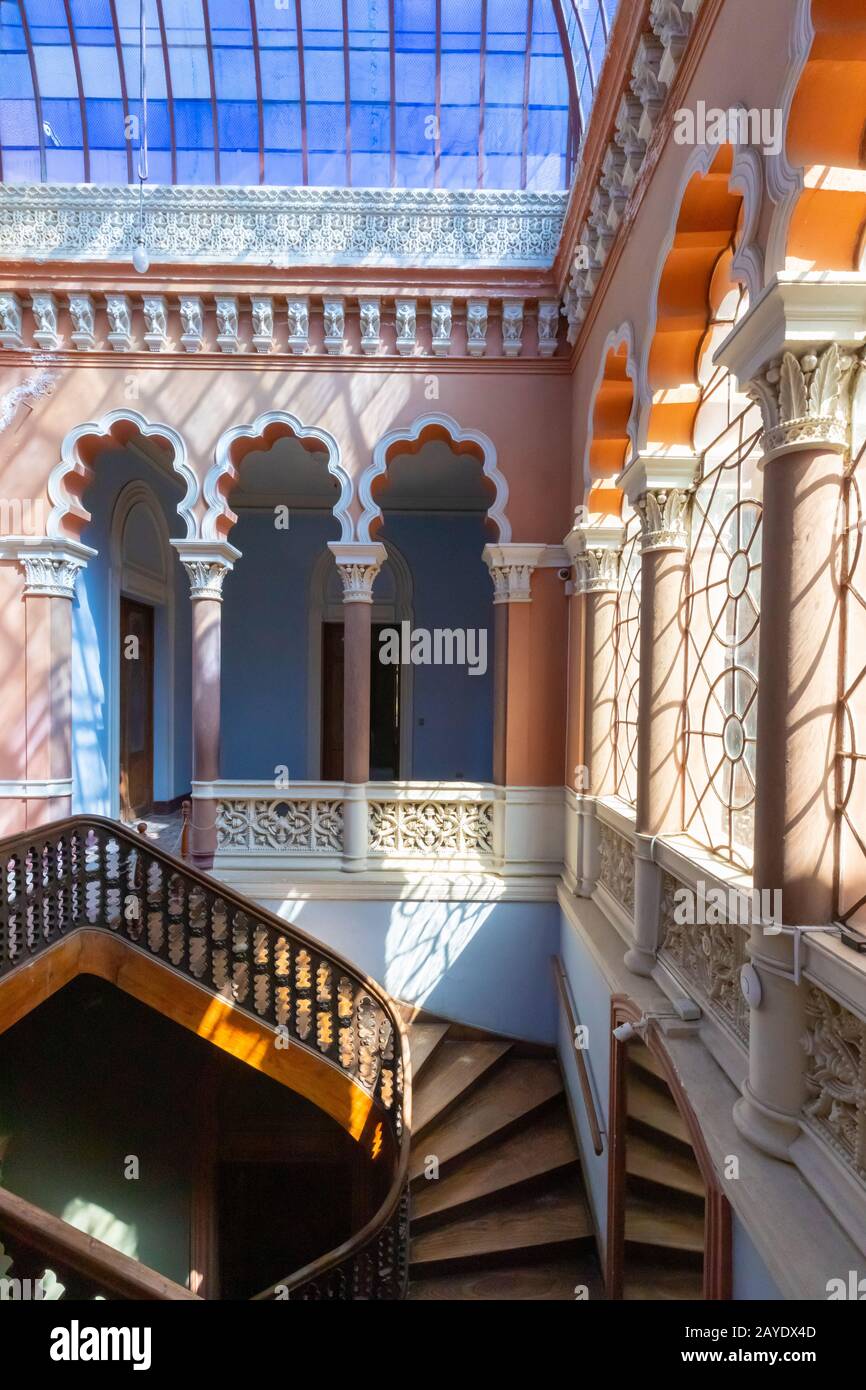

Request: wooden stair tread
left=410, top=1057, right=562, bottom=1178
left=412, top=1040, right=511, bottom=1134
left=410, top=1185, right=591, bottom=1265
left=412, top=1106, right=578, bottom=1221
left=408, top=1258, right=596, bottom=1301
left=407, top=1023, right=450, bottom=1078
left=628, top=1042, right=666, bottom=1081
left=625, top=1195, right=705, bottom=1253
left=628, top=1074, right=691, bottom=1144
left=627, top=1131, right=705, bottom=1197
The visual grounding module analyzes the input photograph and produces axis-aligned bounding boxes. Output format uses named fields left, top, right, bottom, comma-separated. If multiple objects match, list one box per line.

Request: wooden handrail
left=552, top=955, right=605, bottom=1156
left=0, top=1185, right=200, bottom=1300
left=0, top=814, right=412, bottom=1300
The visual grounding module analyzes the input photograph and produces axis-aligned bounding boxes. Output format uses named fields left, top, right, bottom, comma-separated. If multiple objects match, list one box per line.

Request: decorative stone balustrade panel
left=597, top=823, right=635, bottom=913
left=216, top=798, right=344, bottom=853
left=660, top=871, right=750, bottom=1043
left=368, top=800, right=495, bottom=856
left=802, top=985, right=866, bottom=1182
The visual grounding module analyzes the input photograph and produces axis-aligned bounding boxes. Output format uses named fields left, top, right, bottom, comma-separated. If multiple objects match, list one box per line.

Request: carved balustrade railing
left=0, top=816, right=411, bottom=1301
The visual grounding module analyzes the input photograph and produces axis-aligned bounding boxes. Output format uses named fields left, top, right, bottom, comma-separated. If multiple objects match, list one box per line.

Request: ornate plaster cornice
left=328, top=542, right=387, bottom=604
left=482, top=543, right=546, bottom=604
left=0, top=184, right=566, bottom=271
left=172, top=539, right=242, bottom=601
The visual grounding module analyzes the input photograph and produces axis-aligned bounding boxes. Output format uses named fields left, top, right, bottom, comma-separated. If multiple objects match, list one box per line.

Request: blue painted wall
left=220, top=510, right=493, bottom=781
left=266, top=895, right=559, bottom=1043
left=72, top=452, right=192, bottom=814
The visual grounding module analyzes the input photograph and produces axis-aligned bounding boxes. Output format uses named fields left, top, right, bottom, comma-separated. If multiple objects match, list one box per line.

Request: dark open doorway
left=320, top=621, right=400, bottom=780
left=119, top=595, right=155, bottom=818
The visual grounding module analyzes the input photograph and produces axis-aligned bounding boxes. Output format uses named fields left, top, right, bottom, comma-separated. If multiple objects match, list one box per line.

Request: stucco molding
left=51, top=409, right=197, bottom=542
left=0, top=184, right=566, bottom=270
left=358, top=411, right=510, bottom=544
left=764, top=0, right=815, bottom=280
left=482, top=543, right=546, bottom=604
left=172, top=538, right=242, bottom=601
left=581, top=321, right=640, bottom=496
left=10, top=537, right=95, bottom=597
left=327, top=542, right=388, bottom=604
left=206, top=410, right=352, bottom=544
left=636, top=134, right=766, bottom=452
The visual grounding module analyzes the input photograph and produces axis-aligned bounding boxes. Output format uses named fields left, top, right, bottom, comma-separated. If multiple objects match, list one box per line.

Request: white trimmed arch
left=206, top=410, right=352, bottom=543
left=358, top=411, right=510, bottom=543
left=50, top=409, right=197, bottom=541
left=635, top=132, right=765, bottom=453
left=582, top=321, right=639, bottom=496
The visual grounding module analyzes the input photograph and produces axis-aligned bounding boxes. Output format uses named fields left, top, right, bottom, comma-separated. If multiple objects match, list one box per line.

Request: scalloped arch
left=50, top=410, right=197, bottom=542
left=582, top=322, right=638, bottom=498
left=358, top=412, right=510, bottom=544
left=206, top=411, right=352, bottom=543
left=636, top=137, right=764, bottom=455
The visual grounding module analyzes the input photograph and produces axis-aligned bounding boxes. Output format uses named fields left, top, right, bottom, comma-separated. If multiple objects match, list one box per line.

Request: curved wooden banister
left=0, top=816, right=412, bottom=1301
left=0, top=1186, right=200, bottom=1301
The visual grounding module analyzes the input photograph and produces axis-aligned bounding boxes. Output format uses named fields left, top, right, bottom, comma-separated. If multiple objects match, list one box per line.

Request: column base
left=733, top=1081, right=800, bottom=1163
left=624, top=944, right=656, bottom=977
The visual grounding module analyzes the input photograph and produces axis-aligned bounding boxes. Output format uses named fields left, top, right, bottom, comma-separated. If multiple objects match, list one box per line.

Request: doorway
left=119, top=596, right=155, bottom=818
left=320, top=621, right=400, bottom=780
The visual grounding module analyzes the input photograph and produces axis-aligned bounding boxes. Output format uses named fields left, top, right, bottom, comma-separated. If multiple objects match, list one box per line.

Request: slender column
left=174, top=540, right=240, bottom=870
left=482, top=543, right=545, bottom=787
left=12, top=540, right=93, bottom=827
left=564, top=518, right=623, bottom=895
left=719, top=294, right=866, bottom=1160
left=328, top=542, right=386, bottom=872
left=620, top=453, right=697, bottom=975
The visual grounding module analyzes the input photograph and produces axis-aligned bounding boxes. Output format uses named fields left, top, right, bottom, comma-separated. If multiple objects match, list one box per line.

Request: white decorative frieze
left=215, top=296, right=240, bottom=353
left=217, top=798, right=344, bottom=854
left=286, top=296, right=310, bottom=355
left=68, top=292, right=96, bottom=350
left=614, top=92, right=647, bottom=191
left=430, top=299, right=453, bottom=356
left=395, top=298, right=417, bottom=356
left=501, top=300, right=524, bottom=358
left=466, top=298, right=488, bottom=357
left=368, top=800, right=494, bottom=856
left=31, top=292, right=60, bottom=351
left=250, top=296, right=274, bottom=354
left=650, top=0, right=693, bottom=85
left=106, top=294, right=133, bottom=351
left=0, top=184, right=565, bottom=270
left=0, top=293, right=23, bottom=350
left=359, top=298, right=381, bottom=355
left=179, top=296, right=205, bottom=352
left=322, top=297, right=345, bottom=355
left=142, top=295, right=169, bottom=352
left=630, top=32, right=667, bottom=141
left=537, top=300, right=560, bottom=358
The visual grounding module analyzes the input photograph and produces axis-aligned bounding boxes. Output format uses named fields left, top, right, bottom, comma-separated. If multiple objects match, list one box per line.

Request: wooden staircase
left=402, top=1010, right=601, bottom=1300
left=621, top=1042, right=706, bottom=1299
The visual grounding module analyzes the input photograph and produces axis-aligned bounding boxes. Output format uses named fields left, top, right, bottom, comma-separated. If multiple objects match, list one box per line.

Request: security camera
left=612, top=1021, right=638, bottom=1043
left=558, top=567, right=571, bottom=581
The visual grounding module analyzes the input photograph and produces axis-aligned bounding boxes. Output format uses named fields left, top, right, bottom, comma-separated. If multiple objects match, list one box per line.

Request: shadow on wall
left=281, top=896, right=559, bottom=1043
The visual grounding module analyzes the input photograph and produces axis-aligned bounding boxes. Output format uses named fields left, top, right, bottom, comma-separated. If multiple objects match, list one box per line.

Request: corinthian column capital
left=0, top=537, right=96, bottom=598
left=564, top=517, right=624, bottom=594
left=328, top=541, right=387, bottom=603
left=172, top=539, right=241, bottom=601
left=715, top=273, right=866, bottom=465
left=618, top=451, right=698, bottom=553
left=482, top=543, right=546, bottom=604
